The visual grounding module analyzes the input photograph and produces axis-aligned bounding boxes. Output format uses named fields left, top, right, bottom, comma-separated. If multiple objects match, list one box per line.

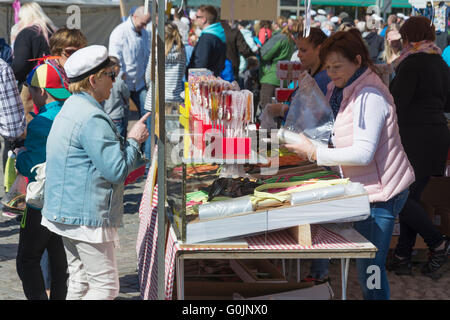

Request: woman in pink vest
left=284, top=29, right=415, bottom=300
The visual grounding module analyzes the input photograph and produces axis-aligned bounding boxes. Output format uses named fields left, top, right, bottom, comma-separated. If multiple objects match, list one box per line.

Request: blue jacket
left=42, top=92, right=145, bottom=227
left=16, top=101, right=63, bottom=182
left=186, top=22, right=226, bottom=78
left=0, top=38, right=12, bottom=65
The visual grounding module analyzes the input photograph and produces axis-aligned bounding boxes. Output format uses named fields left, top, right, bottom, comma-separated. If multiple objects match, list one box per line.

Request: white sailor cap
left=371, top=13, right=383, bottom=21
left=318, top=9, right=327, bottom=15
left=64, top=45, right=113, bottom=83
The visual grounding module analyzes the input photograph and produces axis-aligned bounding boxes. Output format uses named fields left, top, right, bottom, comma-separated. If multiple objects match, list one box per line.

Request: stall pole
left=119, top=0, right=127, bottom=20
left=155, top=0, right=167, bottom=301
left=340, top=258, right=350, bottom=300
left=150, top=0, right=157, bottom=158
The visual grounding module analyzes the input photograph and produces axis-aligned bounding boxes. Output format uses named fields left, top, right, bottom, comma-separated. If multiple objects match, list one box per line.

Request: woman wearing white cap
left=40, top=45, right=150, bottom=300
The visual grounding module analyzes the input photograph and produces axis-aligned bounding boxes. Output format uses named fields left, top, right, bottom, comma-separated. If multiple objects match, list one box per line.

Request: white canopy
left=0, top=0, right=131, bottom=47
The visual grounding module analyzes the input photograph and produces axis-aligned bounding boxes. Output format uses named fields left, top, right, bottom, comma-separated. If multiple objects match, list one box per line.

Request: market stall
left=136, top=58, right=379, bottom=299
left=136, top=0, right=379, bottom=300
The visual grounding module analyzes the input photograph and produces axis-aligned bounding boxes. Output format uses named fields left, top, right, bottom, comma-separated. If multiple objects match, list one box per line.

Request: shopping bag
left=283, top=72, right=334, bottom=146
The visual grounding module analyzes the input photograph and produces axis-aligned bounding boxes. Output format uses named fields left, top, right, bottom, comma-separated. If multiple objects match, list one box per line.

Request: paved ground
left=0, top=112, right=449, bottom=300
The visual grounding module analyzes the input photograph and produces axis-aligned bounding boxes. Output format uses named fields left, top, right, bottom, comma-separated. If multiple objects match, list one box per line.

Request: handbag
left=2, top=173, right=27, bottom=215
left=25, top=162, right=46, bottom=209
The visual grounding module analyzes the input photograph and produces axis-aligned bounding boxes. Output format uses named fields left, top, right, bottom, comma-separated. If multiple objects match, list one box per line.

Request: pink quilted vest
left=325, top=68, right=415, bottom=203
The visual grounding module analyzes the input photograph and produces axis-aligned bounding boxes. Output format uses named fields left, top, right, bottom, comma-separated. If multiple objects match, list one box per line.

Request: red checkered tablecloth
left=136, top=180, right=364, bottom=300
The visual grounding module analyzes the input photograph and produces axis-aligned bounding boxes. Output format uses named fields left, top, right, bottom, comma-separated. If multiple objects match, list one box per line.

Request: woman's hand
left=127, top=112, right=150, bottom=144
left=282, top=133, right=317, bottom=162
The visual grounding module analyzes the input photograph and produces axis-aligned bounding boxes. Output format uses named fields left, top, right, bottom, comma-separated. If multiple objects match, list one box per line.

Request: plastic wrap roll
left=198, top=196, right=254, bottom=220
left=290, top=185, right=346, bottom=205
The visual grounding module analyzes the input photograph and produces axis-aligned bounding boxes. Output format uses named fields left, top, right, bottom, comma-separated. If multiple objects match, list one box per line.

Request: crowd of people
left=0, top=1, right=449, bottom=300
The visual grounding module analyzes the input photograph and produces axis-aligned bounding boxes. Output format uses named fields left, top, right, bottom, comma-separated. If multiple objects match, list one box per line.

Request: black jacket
left=186, top=30, right=226, bottom=78
left=220, top=22, right=254, bottom=79
left=363, top=32, right=384, bottom=64
left=11, top=26, right=51, bottom=83
left=390, top=53, right=450, bottom=178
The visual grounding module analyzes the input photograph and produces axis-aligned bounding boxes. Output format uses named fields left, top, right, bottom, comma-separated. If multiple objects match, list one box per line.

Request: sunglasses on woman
left=105, top=71, right=116, bottom=81
left=63, top=48, right=78, bottom=57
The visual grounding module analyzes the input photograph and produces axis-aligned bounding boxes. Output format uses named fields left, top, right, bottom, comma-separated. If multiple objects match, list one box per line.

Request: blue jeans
left=112, top=118, right=127, bottom=138
left=354, top=189, right=409, bottom=300
left=130, top=87, right=151, bottom=169
left=40, top=250, right=51, bottom=290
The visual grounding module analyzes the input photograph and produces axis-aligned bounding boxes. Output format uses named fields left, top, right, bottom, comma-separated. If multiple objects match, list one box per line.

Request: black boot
left=387, top=253, right=412, bottom=275
left=421, top=236, right=450, bottom=279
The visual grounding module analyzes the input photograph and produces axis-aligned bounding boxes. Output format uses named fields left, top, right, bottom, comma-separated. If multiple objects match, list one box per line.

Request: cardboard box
left=221, top=0, right=278, bottom=21
left=435, top=206, right=450, bottom=237
left=229, top=259, right=287, bottom=283
left=242, top=282, right=334, bottom=300
left=175, top=281, right=314, bottom=300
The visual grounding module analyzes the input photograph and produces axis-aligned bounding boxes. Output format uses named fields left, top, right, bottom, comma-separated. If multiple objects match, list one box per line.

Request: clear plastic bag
left=283, top=72, right=334, bottom=146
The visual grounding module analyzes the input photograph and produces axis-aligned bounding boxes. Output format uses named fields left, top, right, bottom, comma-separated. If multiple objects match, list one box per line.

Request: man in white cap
left=363, top=13, right=385, bottom=63
left=315, top=9, right=328, bottom=23
left=317, top=9, right=327, bottom=16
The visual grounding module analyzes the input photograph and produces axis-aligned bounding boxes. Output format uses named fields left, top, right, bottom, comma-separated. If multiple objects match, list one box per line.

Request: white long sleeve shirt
left=316, top=87, right=390, bottom=166
left=108, top=17, right=150, bottom=92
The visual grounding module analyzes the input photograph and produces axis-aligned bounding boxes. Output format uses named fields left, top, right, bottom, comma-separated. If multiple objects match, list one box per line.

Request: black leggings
left=16, top=206, right=68, bottom=300
left=395, top=177, right=444, bottom=258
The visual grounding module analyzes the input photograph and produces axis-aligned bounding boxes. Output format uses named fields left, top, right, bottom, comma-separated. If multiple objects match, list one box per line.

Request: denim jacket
left=42, top=92, right=145, bottom=227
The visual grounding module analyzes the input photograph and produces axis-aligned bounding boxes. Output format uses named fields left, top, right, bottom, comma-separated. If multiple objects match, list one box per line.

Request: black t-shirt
left=11, top=26, right=51, bottom=83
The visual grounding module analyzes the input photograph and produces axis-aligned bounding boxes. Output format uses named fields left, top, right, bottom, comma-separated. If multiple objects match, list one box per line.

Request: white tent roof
left=0, top=0, right=127, bottom=46
left=0, top=0, right=120, bottom=6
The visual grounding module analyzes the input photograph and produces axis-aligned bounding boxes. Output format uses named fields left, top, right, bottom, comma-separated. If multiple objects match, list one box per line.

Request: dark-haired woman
left=296, top=28, right=330, bottom=95
left=260, top=28, right=330, bottom=128
left=388, top=16, right=450, bottom=278
left=283, top=29, right=415, bottom=300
